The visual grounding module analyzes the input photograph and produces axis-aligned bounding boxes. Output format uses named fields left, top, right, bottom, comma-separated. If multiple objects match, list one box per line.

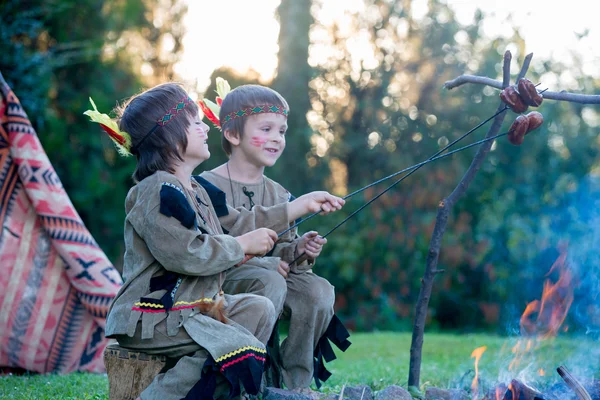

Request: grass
left=1, top=332, right=597, bottom=399
left=0, top=371, right=107, bottom=399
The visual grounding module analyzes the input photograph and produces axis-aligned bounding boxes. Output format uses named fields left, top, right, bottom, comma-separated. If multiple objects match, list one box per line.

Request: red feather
left=216, top=97, right=223, bottom=106
left=99, top=124, right=126, bottom=145
left=198, top=100, right=221, bottom=128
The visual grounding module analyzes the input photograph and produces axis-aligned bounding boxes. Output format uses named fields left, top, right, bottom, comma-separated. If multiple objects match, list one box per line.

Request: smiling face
left=228, top=113, right=287, bottom=168
left=184, top=112, right=211, bottom=164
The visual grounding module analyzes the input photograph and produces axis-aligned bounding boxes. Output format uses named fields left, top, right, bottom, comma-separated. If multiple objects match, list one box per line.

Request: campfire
left=469, top=250, right=598, bottom=400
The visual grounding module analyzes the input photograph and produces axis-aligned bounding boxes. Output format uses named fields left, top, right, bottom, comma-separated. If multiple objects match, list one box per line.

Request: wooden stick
left=408, top=50, right=514, bottom=388
left=557, top=365, right=592, bottom=400
left=444, top=74, right=600, bottom=104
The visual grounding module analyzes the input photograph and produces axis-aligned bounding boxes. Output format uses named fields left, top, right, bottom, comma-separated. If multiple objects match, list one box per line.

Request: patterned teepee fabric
left=0, top=72, right=123, bottom=373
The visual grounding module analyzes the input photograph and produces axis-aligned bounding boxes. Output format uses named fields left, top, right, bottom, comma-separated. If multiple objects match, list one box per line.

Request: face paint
left=249, top=136, right=268, bottom=147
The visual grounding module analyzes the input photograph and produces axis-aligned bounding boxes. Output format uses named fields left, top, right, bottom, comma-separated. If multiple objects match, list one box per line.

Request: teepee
left=0, top=72, right=122, bottom=373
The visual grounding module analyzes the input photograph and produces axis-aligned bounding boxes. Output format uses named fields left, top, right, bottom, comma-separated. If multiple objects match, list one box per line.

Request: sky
left=175, top=0, right=599, bottom=94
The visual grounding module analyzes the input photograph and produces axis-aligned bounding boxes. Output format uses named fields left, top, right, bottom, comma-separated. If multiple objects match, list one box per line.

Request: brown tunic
left=201, top=169, right=351, bottom=390
left=200, top=170, right=308, bottom=272
left=105, top=170, right=290, bottom=398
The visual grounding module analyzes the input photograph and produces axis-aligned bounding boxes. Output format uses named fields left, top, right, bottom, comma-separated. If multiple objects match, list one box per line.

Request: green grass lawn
left=1, top=332, right=597, bottom=399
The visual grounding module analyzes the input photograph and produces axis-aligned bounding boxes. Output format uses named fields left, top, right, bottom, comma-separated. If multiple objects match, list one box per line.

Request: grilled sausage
left=517, top=78, right=543, bottom=107
left=508, top=115, right=530, bottom=145
left=500, top=86, right=528, bottom=113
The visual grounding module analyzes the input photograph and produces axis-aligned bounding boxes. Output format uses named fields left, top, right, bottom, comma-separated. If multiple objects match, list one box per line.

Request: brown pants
left=223, top=263, right=287, bottom=315
left=117, top=293, right=276, bottom=400
left=224, top=265, right=335, bottom=389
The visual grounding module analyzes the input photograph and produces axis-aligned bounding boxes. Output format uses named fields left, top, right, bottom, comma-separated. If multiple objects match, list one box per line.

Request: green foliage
left=291, top=0, right=600, bottom=333
left=0, top=1, right=51, bottom=129
left=0, top=0, right=187, bottom=267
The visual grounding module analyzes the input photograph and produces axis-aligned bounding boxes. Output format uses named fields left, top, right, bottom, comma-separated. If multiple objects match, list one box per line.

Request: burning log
left=502, top=379, right=545, bottom=400
left=557, top=366, right=592, bottom=400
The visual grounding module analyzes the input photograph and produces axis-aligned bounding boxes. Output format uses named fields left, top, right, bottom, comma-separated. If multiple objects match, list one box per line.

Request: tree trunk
left=273, top=0, right=315, bottom=194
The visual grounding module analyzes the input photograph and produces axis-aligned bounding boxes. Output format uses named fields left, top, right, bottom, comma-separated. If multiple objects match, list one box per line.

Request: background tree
left=297, top=0, right=600, bottom=334
left=271, top=0, right=326, bottom=195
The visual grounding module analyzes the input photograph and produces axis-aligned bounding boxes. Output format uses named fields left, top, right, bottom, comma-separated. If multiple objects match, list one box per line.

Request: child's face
left=236, top=113, right=287, bottom=168
left=184, top=113, right=210, bottom=164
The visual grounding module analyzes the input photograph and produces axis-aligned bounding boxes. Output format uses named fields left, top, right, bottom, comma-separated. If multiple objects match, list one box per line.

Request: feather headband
left=198, top=77, right=289, bottom=129
left=84, top=96, right=193, bottom=156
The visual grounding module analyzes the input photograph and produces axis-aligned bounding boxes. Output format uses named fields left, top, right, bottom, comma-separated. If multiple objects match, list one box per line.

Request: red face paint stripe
left=249, top=136, right=267, bottom=147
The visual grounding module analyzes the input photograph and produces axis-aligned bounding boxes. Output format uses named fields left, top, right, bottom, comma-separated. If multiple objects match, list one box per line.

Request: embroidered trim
left=134, top=301, right=164, bottom=308
left=215, top=346, right=267, bottom=363
left=161, top=181, right=184, bottom=194
left=157, top=96, right=194, bottom=126
left=186, top=347, right=266, bottom=399
left=132, top=297, right=214, bottom=313
left=220, top=353, right=266, bottom=372
left=223, top=104, right=288, bottom=124
left=216, top=347, right=266, bottom=395
left=173, top=298, right=214, bottom=307
left=131, top=96, right=194, bottom=154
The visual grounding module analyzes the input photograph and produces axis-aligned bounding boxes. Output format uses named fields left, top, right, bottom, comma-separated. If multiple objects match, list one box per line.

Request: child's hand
left=277, top=260, right=290, bottom=279
left=288, top=191, right=344, bottom=221
left=297, top=231, right=327, bottom=260
left=235, top=228, right=278, bottom=256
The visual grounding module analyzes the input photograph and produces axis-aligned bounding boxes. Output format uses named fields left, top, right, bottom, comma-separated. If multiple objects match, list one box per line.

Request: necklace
left=183, top=181, right=219, bottom=233
left=226, top=162, right=266, bottom=209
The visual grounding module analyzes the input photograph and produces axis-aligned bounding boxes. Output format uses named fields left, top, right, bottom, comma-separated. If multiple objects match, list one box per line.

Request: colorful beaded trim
left=218, top=349, right=266, bottom=372
left=222, top=104, right=289, bottom=124
left=157, top=96, right=194, bottom=126
left=132, top=96, right=194, bottom=153
left=132, top=297, right=214, bottom=313
left=215, top=346, right=267, bottom=363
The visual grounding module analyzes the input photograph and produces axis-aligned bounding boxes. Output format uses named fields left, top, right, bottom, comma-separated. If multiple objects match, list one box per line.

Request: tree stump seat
left=104, top=342, right=170, bottom=400
left=104, top=328, right=285, bottom=398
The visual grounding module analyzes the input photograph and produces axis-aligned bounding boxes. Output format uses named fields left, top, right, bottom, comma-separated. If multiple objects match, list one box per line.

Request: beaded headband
left=199, top=77, right=289, bottom=130
left=132, top=96, right=194, bottom=153
left=222, top=105, right=289, bottom=124
left=84, top=95, right=193, bottom=156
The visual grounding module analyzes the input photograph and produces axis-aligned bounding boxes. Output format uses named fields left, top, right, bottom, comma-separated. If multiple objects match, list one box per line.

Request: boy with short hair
left=200, top=80, right=351, bottom=395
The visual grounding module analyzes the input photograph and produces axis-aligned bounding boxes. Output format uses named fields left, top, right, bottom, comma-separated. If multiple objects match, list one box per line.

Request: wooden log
left=502, top=379, right=545, bottom=400
left=104, top=343, right=167, bottom=400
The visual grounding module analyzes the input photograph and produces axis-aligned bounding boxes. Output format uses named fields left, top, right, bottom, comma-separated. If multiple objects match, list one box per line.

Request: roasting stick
left=557, top=366, right=592, bottom=400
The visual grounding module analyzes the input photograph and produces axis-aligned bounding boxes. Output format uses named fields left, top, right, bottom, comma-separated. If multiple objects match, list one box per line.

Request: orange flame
left=495, top=385, right=507, bottom=400
left=471, top=346, right=487, bottom=398
left=509, top=250, right=573, bottom=371
left=520, top=251, right=573, bottom=339
left=508, top=381, right=518, bottom=399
